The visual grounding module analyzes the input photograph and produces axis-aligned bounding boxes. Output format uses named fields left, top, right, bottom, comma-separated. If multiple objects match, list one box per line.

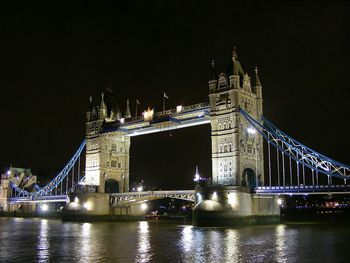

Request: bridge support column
left=192, top=185, right=280, bottom=226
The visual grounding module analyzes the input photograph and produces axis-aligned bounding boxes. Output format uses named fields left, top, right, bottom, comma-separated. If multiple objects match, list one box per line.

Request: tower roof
left=255, top=66, right=262, bottom=86
left=100, top=92, right=107, bottom=110
left=210, top=60, right=218, bottom=80
left=232, top=47, right=244, bottom=76
left=124, top=99, right=131, bottom=118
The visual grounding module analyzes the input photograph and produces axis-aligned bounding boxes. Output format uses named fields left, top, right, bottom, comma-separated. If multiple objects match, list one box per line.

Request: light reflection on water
left=275, top=224, right=287, bottom=263
left=79, top=223, right=92, bottom=262
left=136, top=221, right=152, bottom=263
left=0, top=218, right=350, bottom=263
left=37, top=219, right=49, bottom=262
left=225, top=229, right=239, bottom=262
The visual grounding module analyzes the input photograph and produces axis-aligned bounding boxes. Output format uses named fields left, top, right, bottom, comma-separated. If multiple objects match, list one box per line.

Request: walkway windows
left=111, top=144, right=117, bottom=152
left=111, top=160, right=117, bottom=168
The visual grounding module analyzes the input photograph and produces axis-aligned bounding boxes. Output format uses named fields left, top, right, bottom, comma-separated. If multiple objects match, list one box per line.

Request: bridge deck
left=255, top=185, right=350, bottom=195
left=102, top=103, right=211, bottom=136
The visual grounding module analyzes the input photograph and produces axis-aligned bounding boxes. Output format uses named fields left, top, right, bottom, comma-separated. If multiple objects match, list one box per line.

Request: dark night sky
left=0, top=1, right=349, bottom=189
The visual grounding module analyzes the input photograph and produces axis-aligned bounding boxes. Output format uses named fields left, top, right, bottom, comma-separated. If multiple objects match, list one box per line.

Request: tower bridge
left=4, top=47, right=350, bottom=225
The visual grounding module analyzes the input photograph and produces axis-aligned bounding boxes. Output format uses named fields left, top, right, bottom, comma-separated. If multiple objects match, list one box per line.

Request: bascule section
left=208, top=48, right=264, bottom=188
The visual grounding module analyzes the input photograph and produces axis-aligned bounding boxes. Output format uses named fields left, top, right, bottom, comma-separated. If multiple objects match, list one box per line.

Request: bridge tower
left=85, top=93, right=130, bottom=193
left=209, top=48, right=264, bottom=188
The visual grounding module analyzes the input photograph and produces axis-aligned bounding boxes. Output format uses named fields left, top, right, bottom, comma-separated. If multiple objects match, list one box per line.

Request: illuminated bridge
left=7, top=49, right=350, bottom=215
left=8, top=104, right=350, bottom=206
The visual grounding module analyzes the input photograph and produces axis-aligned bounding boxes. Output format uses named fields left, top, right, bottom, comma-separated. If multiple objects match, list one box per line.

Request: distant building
left=0, top=167, right=37, bottom=212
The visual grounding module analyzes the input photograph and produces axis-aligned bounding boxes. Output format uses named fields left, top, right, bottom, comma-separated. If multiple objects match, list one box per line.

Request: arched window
left=111, top=144, right=117, bottom=151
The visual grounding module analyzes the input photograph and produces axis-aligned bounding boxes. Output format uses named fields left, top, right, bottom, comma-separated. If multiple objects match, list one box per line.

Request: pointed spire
left=100, top=92, right=107, bottom=110
left=124, top=99, right=131, bottom=118
left=115, top=106, right=122, bottom=120
left=210, top=60, right=218, bottom=80
left=232, top=46, right=244, bottom=76
left=194, top=165, right=201, bottom=182
left=255, top=66, right=261, bottom=86
left=88, top=96, right=94, bottom=112
left=232, top=46, right=238, bottom=60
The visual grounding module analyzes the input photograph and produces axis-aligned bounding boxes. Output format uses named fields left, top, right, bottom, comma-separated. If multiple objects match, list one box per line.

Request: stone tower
left=85, top=93, right=130, bottom=193
left=209, top=48, right=264, bottom=188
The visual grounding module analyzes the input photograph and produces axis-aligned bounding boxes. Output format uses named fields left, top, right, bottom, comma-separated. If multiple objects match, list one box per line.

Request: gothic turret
left=255, top=66, right=262, bottom=99
left=124, top=99, right=131, bottom=119
left=229, top=46, right=244, bottom=89
left=209, top=60, right=218, bottom=93
left=115, top=106, right=122, bottom=120
left=99, top=92, right=107, bottom=120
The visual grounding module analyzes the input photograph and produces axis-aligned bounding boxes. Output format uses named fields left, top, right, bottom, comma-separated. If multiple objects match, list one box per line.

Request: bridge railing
left=255, top=185, right=350, bottom=194
left=9, top=140, right=86, bottom=199
left=240, top=109, right=350, bottom=185
left=109, top=190, right=195, bottom=207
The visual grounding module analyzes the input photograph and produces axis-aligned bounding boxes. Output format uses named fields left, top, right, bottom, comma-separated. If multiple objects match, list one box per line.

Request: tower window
left=111, top=144, right=117, bottom=151
left=111, top=160, right=117, bottom=167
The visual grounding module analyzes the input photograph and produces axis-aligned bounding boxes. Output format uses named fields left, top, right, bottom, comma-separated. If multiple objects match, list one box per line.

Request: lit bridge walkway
left=8, top=104, right=350, bottom=204
left=255, top=185, right=350, bottom=195
left=10, top=195, right=68, bottom=203
left=109, top=190, right=195, bottom=207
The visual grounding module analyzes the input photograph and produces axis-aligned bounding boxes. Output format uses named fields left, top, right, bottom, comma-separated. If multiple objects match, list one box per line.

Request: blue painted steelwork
left=9, top=140, right=86, bottom=199
left=255, top=185, right=350, bottom=195
left=240, top=109, right=350, bottom=180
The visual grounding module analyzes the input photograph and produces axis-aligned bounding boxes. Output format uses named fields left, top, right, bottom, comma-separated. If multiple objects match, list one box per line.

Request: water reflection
left=209, top=230, right=224, bottom=260
left=136, top=221, right=152, bottom=263
left=275, top=224, right=287, bottom=263
left=37, top=219, right=49, bottom=262
left=79, top=223, right=92, bottom=262
left=225, top=229, right=239, bottom=262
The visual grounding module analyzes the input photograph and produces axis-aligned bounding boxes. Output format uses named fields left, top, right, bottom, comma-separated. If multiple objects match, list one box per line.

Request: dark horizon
left=1, top=1, right=350, bottom=189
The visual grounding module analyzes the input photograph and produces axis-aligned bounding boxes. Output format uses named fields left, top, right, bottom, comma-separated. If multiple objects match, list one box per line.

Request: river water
left=0, top=217, right=349, bottom=262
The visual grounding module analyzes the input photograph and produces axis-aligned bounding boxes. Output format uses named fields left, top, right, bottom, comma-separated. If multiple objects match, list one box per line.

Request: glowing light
left=120, top=118, right=125, bottom=124
left=228, top=192, right=237, bottom=207
left=7, top=170, right=11, bottom=176
left=247, top=127, right=256, bottom=135
left=41, top=204, right=49, bottom=212
left=143, top=107, right=154, bottom=121
left=83, top=202, right=92, bottom=210
left=141, top=203, right=148, bottom=210
left=277, top=198, right=283, bottom=205
left=137, top=186, right=143, bottom=192
left=193, top=166, right=201, bottom=182
left=74, top=197, right=79, bottom=204
left=212, top=192, right=217, bottom=198
left=176, top=105, right=183, bottom=113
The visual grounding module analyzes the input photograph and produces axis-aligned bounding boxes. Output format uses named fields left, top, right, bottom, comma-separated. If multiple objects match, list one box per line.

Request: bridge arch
left=242, top=168, right=256, bottom=189
left=105, top=179, right=119, bottom=193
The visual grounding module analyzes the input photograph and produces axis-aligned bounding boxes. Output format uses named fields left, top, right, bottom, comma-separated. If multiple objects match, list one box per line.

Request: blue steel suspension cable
left=239, top=108, right=350, bottom=179
left=9, top=140, right=86, bottom=198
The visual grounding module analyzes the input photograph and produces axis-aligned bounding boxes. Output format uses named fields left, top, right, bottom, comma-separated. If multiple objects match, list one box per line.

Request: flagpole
left=135, top=99, right=138, bottom=117
left=163, top=95, right=165, bottom=111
